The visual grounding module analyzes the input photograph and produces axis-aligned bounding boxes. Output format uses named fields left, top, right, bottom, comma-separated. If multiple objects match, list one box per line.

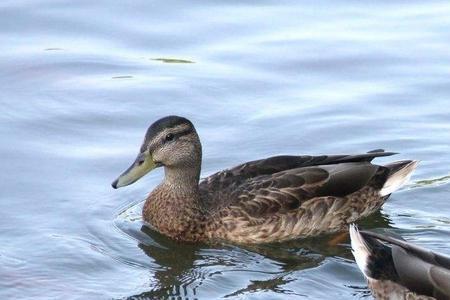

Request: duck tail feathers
left=379, top=160, right=419, bottom=197
left=349, top=224, right=373, bottom=279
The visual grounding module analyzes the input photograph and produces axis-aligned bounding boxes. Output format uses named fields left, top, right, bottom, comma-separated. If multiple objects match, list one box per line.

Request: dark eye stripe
left=143, top=126, right=194, bottom=152
left=161, top=127, right=194, bottom=144
left=171, top=127, right=193, bottom=139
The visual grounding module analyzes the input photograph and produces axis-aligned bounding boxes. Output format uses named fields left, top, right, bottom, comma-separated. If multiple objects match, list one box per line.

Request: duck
left=349, top=224, right=450, bottom=300
left=111, top=115, right=418, bottom=244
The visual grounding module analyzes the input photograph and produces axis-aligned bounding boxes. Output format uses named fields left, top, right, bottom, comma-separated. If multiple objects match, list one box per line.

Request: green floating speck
left=151, top=58, right=194, bottom=64
left=412, top=174, right=450, bottom=187
left=112, top=76, right=133, bottom=79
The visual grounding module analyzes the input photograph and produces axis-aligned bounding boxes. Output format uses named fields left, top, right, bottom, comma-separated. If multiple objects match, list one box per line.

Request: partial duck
left=112, top=115, right=418, bottom=244
left=350, top=225, right=450, bottom=300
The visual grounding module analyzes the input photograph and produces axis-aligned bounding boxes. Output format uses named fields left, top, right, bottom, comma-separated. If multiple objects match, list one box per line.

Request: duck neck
left=163, top=164, right=201, bottom=192
left=143, top=164, right=206, bottom=241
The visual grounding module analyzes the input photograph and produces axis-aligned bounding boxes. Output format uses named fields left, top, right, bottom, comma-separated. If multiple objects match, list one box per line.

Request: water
left=1, top=1, right=450, bottom=299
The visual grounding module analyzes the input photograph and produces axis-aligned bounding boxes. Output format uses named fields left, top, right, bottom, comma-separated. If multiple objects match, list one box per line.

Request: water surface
left=1, top=1, right=450, bottom=299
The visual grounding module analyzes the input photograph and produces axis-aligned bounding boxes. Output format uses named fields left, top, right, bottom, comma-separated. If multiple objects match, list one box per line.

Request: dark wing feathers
left=199, top=150, right=393, bottom=210
left=360, top=230, right=450, bottom=298
left=201, top=149, right=394, bottom=186
left=315, top=163, right=379, bottom=197
left=430, top=267, right=450, bottom=298
left=394, top=252, right=450, bottom=299
left=392, top=245, right=438, bottom=296
left=201, top=162, right=382, bottom=219
left=228, top=167, right=329, bottom=217
left=361, top=231, right=450, bottom=269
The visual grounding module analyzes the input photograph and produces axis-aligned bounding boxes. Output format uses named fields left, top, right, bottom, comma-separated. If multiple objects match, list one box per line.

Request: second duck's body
left=112, top=116, right=418, bottom=244
left=350, top=225, right=450, bottom=300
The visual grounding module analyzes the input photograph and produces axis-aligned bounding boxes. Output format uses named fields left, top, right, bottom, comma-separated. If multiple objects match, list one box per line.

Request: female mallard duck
left=350, top=225, right=450, bottom=300
left=112, top=115, right=418, bottom=244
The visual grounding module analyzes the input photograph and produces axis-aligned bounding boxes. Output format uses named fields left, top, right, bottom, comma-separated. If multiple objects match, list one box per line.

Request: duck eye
left=165, top=133, right=174, bottom=142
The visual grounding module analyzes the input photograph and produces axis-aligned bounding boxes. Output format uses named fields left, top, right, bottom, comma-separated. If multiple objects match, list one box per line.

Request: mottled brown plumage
left=350, top=225, right=450, bottom=300
left=112, top=116, right=418, bottom=244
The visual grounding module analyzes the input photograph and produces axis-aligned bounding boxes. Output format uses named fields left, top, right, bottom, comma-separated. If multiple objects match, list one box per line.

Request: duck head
left=112, top=115, right=202, bottom=189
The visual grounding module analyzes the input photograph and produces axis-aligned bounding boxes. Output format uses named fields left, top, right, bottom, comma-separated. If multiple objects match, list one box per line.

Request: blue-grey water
left=1, top=1, right=450, bottom=299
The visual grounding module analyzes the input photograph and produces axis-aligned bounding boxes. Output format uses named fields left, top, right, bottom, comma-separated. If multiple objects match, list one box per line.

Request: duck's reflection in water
left=125, top=211, right=392, bottom=300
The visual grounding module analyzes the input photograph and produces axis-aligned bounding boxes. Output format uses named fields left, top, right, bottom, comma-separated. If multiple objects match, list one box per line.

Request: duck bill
left=111, top=152, right=157, bottom=189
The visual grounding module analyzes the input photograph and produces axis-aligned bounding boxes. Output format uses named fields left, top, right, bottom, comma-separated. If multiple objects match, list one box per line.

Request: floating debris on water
left=112, top=75, right=134, bottom=79
left=151, top=58, right=194, bottom=64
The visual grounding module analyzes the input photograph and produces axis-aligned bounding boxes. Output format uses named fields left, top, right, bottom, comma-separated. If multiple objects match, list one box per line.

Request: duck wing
left=199, top=149, right=395, bottom=209
left=360, top=230, right=450, bottom=299
left=221, top=162, right=382, bottom=215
